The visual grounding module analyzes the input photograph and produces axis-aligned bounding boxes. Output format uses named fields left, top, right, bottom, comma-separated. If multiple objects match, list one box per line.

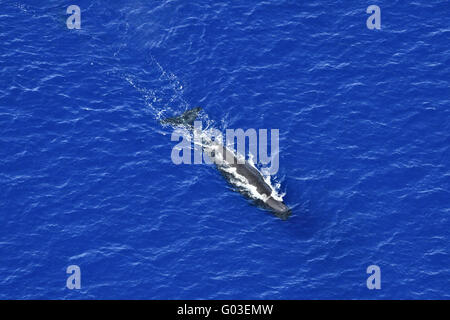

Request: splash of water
left=124, top=56, right=285, bottom=203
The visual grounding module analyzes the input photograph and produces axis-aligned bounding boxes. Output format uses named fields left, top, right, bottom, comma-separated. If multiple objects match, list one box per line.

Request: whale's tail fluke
left=161, top=107, right=202, bottom=128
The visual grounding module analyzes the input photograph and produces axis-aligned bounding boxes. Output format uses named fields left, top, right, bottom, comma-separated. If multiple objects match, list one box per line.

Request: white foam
left=220, top=166, right=270, bottom=202
left=123, top=57, right=285, bottom=203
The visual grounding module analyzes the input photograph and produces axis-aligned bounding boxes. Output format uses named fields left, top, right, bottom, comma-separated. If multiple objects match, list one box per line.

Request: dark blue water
left=0, top=0, right=449, bottom=299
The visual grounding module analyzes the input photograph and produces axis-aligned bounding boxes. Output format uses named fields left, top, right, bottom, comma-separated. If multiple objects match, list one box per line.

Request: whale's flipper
left=161, top=107, right=202, bottom=127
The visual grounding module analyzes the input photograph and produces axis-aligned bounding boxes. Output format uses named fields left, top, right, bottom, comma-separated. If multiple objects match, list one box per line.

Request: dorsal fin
left=160, top=107, right=202, bottom=127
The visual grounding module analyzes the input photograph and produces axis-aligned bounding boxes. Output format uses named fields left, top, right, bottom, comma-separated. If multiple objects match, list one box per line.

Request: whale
left=162, top=107, right=291, bottom=220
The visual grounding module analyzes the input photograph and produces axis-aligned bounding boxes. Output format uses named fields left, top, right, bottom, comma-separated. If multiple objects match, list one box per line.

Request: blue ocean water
left=0, top=0, right=449, bottom=299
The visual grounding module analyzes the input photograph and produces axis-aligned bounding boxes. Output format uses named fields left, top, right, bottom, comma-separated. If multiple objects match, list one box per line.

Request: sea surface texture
left=0, top=0, right=449, bottom=299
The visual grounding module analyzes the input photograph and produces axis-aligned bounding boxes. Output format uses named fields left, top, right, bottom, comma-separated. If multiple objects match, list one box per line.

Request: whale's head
left=265, top=197, right=291, bottom=220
